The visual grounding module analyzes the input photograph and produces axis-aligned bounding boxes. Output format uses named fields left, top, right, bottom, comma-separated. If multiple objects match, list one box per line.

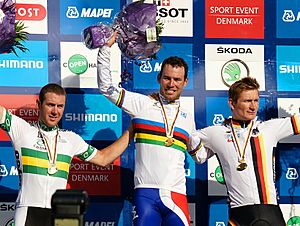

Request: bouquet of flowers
left=0, top=0, right=28, bottom=55
left=83, top=0, right=163, bottom=61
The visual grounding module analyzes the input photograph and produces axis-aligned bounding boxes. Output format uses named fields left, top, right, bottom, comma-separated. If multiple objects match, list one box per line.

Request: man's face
left=158, top=64, right=188, bottom=101
left=229, top=89, right=259, bottom=121
left=37, top=92, right=66, bottom=128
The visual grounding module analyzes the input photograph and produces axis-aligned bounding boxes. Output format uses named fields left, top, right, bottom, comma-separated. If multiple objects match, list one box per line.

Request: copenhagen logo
left=68, top=54, right=88, bottom=75
left=215, top=166, right=224, bottom=184
left=0, top=165, right=8, bottom=177
left=66, top=6, right=79, bottom=18
left=282, top=10, right=296, bottom=22
left=287, top=216, right=300, bottom=226
left=221, top=59, right=250, bottom=87
left=286, top=168, right=299, bottom=179
left=213, top=114, right=224, bottom=125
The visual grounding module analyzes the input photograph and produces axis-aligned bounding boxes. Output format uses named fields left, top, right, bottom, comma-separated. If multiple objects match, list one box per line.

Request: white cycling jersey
left=196, top=116, right=300, bottom=208
left=97, top=46, right=207, bottom=195
left=0, top=109, right=97, bottom=208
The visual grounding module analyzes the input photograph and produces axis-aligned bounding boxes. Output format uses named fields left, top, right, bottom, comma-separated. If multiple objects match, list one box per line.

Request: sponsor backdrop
left=0, top=0, right=299, bottom=225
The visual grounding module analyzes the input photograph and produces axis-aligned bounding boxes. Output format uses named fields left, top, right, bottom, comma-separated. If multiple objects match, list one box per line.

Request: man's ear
left=36, top=99, right=41, bottom=108
left=183, top=77, right=188, bottom=87
left=157, top=73, right=161, bottom=83
left=228, top=98, right=235, bottom=111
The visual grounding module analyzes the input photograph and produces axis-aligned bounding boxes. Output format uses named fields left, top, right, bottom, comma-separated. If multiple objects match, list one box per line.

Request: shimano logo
left=0, top=60, right=44, bottom=69
left=217, top=47, right=253, bottom=54
left=279, top=65, right=300, bottom=73
left=66, top=6, right=113, bottom=19
left=65, top=113, right=118, bottom=122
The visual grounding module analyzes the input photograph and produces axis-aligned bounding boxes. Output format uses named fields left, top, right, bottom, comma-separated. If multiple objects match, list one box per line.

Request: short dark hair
left=228, top=77, right=260, bottom=103
left=39, top=83, right=66, bottom=104
left=158, top=56, right=188, bottom=80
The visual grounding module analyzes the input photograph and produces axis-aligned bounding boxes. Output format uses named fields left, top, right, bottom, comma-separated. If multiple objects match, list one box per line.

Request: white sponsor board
left=16, top=0, right=48, bottom=34
left=208, top=155, right=227, bottom=196
left=205, top=44, right=265, bottom=91
left=60, top=42, right=121, bottom=88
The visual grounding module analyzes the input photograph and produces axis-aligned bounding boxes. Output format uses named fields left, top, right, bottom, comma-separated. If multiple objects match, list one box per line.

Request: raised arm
left=0, top=105, right=5, bottom=124
left=89, top=123, right=133, bottom=166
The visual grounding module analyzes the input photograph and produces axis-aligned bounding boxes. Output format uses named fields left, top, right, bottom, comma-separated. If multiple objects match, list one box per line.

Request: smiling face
left=158, top=64, right=188, bottom=101
left=229, top=89, right=259, bottom=121
left=37, top=92, right=66, bottom=128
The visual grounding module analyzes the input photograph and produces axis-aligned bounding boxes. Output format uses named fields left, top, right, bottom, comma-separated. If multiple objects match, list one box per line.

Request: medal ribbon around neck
left=230, top=119, right=254, bottom=171
left=157, top=94, right=180, bottom=147
left=38, top=125, right=59, bottom=174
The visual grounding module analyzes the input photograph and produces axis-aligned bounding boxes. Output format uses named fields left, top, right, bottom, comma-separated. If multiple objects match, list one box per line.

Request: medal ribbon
left=38, top=125, right=59, bottom=165
left=230, top=119, right=254, bottom=162
left=157, top=94, right=180, bottom=141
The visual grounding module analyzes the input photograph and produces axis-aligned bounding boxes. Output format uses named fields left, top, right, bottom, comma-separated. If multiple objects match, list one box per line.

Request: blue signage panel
left=0, top=41, right=48, bottom=87
left=133, top=43, right=193, bottom=90
left=0, top=146, right=19, bottom=194
left=60, top=0, right=120, bottom=35
left=62, top=94, right=122, bottom=141
left=277, top=46, right=300, bottom=91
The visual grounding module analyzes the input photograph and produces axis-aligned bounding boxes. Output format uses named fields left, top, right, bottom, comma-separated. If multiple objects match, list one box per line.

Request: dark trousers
left=228, top=204, right=286, bottom=226
left=25, top=207, right=52, bottom=226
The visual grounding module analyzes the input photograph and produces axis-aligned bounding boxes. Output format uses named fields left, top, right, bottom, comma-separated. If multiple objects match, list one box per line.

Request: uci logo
left=286, top=168, right=299, bottom=179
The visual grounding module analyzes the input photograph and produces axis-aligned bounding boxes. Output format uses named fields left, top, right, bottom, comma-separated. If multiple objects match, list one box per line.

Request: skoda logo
left=221, top=59, right=250, bottom=87
left=5, top=218, right=14, bottom=226
left=287, top=216, right=300, bottom=226
left=68, top=54, right=88, bottom=75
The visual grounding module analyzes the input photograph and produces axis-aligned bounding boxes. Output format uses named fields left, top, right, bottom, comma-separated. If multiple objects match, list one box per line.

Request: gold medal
left=164, top=136, right=174, bottom=147
left=157, top=94, right=180, bottom=149
left=48, top=163, right=58, bottom=175
left=230, top=120, right=253, bottom=172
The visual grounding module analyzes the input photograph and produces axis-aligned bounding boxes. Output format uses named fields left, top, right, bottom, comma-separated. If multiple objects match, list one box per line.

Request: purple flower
left=82, top=23, right=114, bottom=49
left=114, top=1, right=162, bottom=60
left=0, top=0, right=28, bottom=55
left=82, top=1, right=163, bottom=61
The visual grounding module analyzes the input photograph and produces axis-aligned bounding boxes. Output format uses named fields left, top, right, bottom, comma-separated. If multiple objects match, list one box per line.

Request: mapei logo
left=213, top=114, right=224, bottom=125
left=282, top=10, right=300, bottom=23
left=66, top=6, right=113, bottom=19
left=16, top=4, right=47, bottom=21
left=286, top=168, right=299, bottom=179
left=140, top=61, right=161, bottom=73
left=0, top=165, right=8, bottom=177
left=216, top=222, right=226, bottom=226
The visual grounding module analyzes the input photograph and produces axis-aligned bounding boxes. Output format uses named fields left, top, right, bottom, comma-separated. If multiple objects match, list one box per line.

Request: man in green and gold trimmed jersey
left=0, top=83, right=131, bottom=226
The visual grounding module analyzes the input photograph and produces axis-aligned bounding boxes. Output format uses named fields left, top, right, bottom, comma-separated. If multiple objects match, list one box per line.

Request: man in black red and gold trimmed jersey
left=195, top=77, right=298, bottom=225
left=0, top=83, right=131, bottom=226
